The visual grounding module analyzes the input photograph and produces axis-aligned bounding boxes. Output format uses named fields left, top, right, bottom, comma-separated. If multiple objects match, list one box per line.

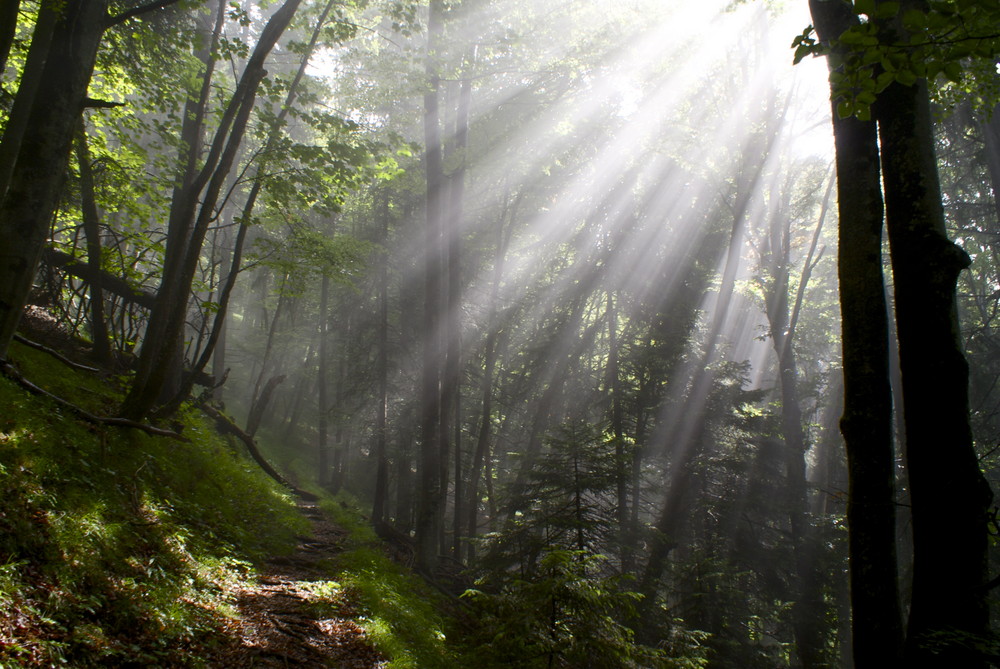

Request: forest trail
left=208, top=501, right=387, bottom=668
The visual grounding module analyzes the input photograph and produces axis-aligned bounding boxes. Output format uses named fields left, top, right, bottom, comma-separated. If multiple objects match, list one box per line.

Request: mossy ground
left=0, top=340, right=309, bottom=666
left=0, top=338, right=493, bottom=667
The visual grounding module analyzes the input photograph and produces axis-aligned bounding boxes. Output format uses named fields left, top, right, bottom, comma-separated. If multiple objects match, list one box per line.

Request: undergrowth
left=0, top=341, right=307, bottom=666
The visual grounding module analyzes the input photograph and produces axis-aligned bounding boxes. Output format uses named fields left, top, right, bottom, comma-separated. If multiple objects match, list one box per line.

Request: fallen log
left=199, top=402, right=317, bottom=501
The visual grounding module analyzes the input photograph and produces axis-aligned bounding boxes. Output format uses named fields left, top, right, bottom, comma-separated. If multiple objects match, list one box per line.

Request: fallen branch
left=199, top=402, right=318, bottom=501
left=0, top=360, right=186, bottom=440
left=13, top=333, right=101, bottom=373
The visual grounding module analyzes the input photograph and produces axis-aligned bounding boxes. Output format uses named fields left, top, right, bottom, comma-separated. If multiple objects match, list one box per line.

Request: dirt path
left=211, top=502, right=386, bottom=668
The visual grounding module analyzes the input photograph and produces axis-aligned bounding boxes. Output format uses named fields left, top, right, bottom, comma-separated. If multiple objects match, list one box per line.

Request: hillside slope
left=0, top=334, right=472, bottom=667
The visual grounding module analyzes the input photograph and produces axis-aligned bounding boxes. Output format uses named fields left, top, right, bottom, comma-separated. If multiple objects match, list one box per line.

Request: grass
left=0, top=340, right=307, bottom=666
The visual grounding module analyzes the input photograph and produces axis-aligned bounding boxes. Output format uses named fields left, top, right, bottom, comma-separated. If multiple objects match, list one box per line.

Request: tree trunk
left=121, top=0, right=302, bottom=419
left=465, top=201, right=514, bottom=562
left=75, top=121, right=113, bottom=364
left=604, top=291, right=631, bottom=572
left=447, top=62, right=472, bottom=560
left=0, top=0, right=19, bottom=77
left=874, top=7, right=993, bottom=656
left=317, top=275, right=330, bottom=487
left=0, top=0, right=107, bottom=359
left=246, top=374, right=286, bottom=438
left=416, top=0, right=447, bottom=573
left=372, top=192, right=391, bottom=523
left=809, top=0, right=905, bottom=663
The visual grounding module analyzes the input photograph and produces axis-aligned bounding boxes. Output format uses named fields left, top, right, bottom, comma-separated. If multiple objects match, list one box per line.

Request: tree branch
left=106, top=0, right=182, bottom=27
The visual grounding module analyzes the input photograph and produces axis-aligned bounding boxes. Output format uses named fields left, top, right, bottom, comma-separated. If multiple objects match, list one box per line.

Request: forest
left=2, top=0, right=1000, bottom=666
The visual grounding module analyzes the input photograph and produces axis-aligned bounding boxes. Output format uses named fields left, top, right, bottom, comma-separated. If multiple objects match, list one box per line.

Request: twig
left=0, top=360, right=186, bottom=441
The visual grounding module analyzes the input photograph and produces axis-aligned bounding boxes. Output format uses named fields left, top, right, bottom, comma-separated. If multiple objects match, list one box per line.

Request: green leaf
left=942, top=61, right=964, bottom=83
left=837, top=100, right=854, bottom=118
left=895, top=69, right=918, bottom=86
left=857, top=90, right=878, bottom=104
left=855, top=0, right=876, bottom=16
left=901, top=8, right=927, bottom=29
left=875, top=70, right=896, bottom=91
left=875, top=2, right=901, bottom=18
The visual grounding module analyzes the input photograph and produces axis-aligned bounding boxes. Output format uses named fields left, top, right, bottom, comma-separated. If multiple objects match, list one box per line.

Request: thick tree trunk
left=875, top=36, right=993, bottom=662
left=0, top=0, right=57, bottom=204
left=0, top=0, right=107, bottom=359
left=0, top=0, right=19, bottom=77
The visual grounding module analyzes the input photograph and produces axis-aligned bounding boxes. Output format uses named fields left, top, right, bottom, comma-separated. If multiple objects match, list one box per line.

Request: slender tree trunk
left=465, top=203, right=513, bottom=562
left=246, top=374, right=285, bottom=437
left=164, top=0, right=340, bottom=415
left=763, top=220, right=825, bottom=667
left=317, top=275, right=330, bottom=487
left=249, top=284, right=287, bottom=416
left=395, top=423, right=414, bottom=534
left=447, top=63, right=472, bottom=559
left=416, top=0, right=447, bottom=573
left=75, top=121, right=112, bottom=364
left=638, top=120, right=775, bottom=615
left=604, top=291, right=631, bottom=572
left=121, top=0, right=302, bottom=419
left=372, top=193, right=390, bottom=523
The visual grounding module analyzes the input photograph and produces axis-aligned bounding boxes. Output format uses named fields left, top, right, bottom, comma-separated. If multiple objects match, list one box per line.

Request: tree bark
left=372, top=192, right=391, bottom=524
left=0, top=0, right=19, bottom=77
left=317, top=275, right=330, bottom=486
